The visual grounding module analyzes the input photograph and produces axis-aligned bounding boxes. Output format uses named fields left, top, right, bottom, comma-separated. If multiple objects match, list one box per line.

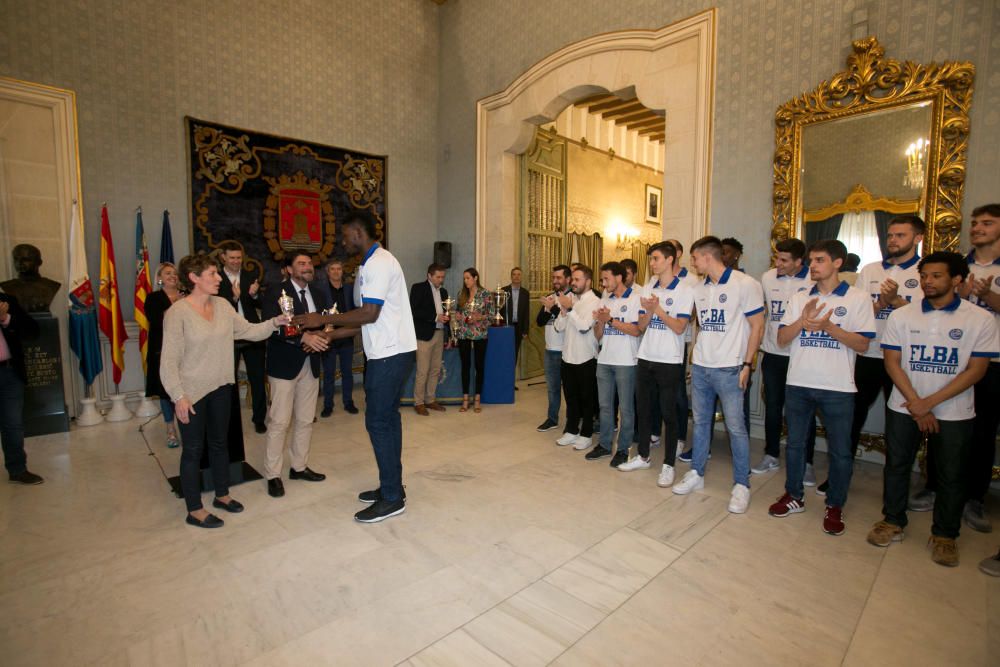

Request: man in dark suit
left=0, top=292, right=43, bottom=484
left=317, top=260, right=358, bottom=417
left=217, top=241, right=268, bottom=433
left=410, top=263, right=449, bottom=415
left=260, top=251, right=331, bottom=498
left=503, top=267, right=531, bottom=374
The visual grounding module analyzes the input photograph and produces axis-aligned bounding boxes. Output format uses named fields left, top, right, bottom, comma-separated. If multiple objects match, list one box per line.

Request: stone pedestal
left=105, top=394, right=134, bottom=422
left=22, top=313, right=70, bottom=437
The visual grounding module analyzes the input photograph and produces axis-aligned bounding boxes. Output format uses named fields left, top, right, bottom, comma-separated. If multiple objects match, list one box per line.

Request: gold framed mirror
left=771, top=37, right=975, bottom=255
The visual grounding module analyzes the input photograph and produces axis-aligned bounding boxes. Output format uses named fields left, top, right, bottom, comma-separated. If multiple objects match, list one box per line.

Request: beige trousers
left=414, top=329, right=444, bottom=405
left=264, top=359, right=319, bottom=479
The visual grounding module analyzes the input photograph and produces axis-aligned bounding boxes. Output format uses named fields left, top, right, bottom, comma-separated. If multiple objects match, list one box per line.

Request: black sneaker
left=320, top=407, right=333, bottom=418
left=536, top=419, right=558, bottom=432
left=677, top=449, right=693, bottom=463
left=816, top=480, right=829, bottom=497
left=8, top=470, right=44, bottom=485
left=355, top=498, right=406, bottom=523
left=585, top=445, right=612, bottom=461
left=358, top=486, right=407, bottom=504
left=345, top=404, right=360, bottom=414
left=609, top=451, right=629, bottom=468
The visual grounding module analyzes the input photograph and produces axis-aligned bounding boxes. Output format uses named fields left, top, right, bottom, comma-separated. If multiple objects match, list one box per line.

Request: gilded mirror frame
left=771, top=36, right=975, bottom=254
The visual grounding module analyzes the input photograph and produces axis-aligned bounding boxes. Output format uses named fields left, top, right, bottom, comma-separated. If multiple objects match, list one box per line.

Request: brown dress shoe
left=426, top=402, right=446, bottom=412
left=414, top=404, right=429, bottom=416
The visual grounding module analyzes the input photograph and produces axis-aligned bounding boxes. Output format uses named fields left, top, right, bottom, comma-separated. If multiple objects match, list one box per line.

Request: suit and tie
left=218, top=268, right=268, bottom=428
left=0, top=293, right=40, bottom=480
left=410, top=279, right=449, bottom=408
left=260, top=279, right=330, bottom=482
left=502, top=283, right=531, bottom=367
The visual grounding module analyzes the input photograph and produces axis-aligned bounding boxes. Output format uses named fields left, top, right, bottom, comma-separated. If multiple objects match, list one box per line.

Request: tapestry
left=186, top=117, right=388, bottom=284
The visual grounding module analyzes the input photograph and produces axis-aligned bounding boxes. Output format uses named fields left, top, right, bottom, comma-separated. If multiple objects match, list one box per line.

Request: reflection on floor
left=1, top=384, right=997, bottom=666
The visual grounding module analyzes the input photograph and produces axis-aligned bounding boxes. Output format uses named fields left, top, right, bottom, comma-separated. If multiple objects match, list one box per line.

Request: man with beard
left=554, top=265, right=601, bottom=450
left=536, top=264, right=571, bottom=432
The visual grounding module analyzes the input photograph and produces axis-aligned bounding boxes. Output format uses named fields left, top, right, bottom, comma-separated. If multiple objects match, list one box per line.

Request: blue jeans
left=0, top=367, right=27, bottom=475
left=676, top=344, right=689, bottom=441
left=363, top=351, right=415, bottom=503
left=785, top=385, right=855, bottom=507
left=597, top=363, right=635, bottom=453
left=691, top=364, right=750, bottom=487
left=160, top=398, right=175, bottom=424
left=323, top=343, right=356, bottom=410
left=544, top=349, right=562, bottom=423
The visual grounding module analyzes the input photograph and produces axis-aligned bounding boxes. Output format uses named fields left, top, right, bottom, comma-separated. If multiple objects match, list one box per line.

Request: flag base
left=106, top=394, right=134, bottom=422
left=134, top=393, right=161, bottom=418
left=76, top=397, right=104, bottom=427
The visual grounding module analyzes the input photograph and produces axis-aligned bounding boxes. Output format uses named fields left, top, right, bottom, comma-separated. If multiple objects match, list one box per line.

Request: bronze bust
left=0, top=244, right=62, bottom=313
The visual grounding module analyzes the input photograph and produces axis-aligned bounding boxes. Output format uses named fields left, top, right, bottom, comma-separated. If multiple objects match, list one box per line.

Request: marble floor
left=1, top=383, right=997, bottom=666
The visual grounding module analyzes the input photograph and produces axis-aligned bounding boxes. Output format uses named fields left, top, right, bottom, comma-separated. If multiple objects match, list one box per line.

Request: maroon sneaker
left=823, top=506, right=845, bottom=535
left=768, top=493, right=805, bottom=518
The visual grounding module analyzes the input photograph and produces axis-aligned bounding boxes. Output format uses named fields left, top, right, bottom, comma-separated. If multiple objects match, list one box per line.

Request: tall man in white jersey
left=554, top=265, right=601, bottom=448
left=536, top=265, right=571, bottom=432
left=673, top=236, right=764, bottom=515
left=769, top=240, right=875, bottom=536
left=294, top=211, right=417, bottom=523
left=753, top=238, right=816, bottom=481
left=848, top=216, right=925, bottom=496
left=618, top=242, right=694, bottom=487
left=867, top=252, right=998, bottom=566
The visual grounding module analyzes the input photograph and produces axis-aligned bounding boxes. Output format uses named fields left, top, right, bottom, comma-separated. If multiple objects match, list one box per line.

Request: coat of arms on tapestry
left=186, top=117, right=387, bottom=283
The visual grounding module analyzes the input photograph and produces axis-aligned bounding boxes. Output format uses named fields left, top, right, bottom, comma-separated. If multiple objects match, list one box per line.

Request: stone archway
left=474, top=10, right=716, bottom=285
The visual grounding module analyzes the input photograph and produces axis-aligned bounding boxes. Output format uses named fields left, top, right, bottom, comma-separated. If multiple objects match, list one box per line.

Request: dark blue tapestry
left=186, top=117, right=387, bottom=285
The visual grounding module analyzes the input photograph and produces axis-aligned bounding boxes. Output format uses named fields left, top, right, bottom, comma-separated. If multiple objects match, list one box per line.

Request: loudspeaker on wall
left=433, top=241, right=452, bottom=268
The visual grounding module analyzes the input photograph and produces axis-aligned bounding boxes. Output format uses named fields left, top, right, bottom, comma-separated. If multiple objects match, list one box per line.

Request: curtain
left=570, top=232, right=602, bottom=274
left=805, top=213, right=843, bottom=247
left=873, top=209, right=894, bottom=258
left=837, top=210, right=883, bottom=268
left=631, top=242, right=651, bottom=285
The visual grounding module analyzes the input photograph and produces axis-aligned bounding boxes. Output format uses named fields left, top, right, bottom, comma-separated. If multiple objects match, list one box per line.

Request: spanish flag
left=133, top=209, right=152, bottom=373
left=99, top=205, right=128, bottom=385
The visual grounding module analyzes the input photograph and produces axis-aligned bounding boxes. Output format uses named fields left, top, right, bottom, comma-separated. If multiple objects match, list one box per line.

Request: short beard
left=886, top=245, right=913, bottom=259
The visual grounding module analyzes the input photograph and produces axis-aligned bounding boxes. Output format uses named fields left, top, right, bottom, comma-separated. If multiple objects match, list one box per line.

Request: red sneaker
left=768, top=493, right=805, bottom=518
left=823, top=506, right=845, bottom=535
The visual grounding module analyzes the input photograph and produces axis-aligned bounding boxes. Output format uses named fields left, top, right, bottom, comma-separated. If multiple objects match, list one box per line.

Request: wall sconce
left=615, top=228, right=638, bottom=250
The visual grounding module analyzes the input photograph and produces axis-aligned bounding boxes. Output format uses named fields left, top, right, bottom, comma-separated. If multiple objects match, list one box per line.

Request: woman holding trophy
left=456, top=267, right=493, bottom=413
left=160, top=253, right=291, bottom=529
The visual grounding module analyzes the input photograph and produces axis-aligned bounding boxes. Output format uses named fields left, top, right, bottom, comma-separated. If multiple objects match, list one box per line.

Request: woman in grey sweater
left=161, top=253, right=289, bottom=528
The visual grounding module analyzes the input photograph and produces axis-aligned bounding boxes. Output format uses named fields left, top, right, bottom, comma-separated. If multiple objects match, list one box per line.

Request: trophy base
left=282, top=325, right=301, bottom=337
left=490, top=317, right=506, bottom=328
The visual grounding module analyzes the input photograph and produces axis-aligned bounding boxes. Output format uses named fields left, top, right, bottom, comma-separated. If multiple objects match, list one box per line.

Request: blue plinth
left=482, top=326, right=515, bottom=404
left=400, top=347, right=465, bottom=405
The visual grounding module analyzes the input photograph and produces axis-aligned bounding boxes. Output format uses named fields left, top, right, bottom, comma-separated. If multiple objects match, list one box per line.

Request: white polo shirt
left=542, top=291, right=568, bottom=352
left=355, top=243, right=417, bottom=360
left=693, top=268, right=765, bottom=368
left=966, top=251, right=1000, bottom=363
left=597, top=287, right=642, bottom=366
left=555, top=289, right=600, bottom=364
left=780, top=281, right=877, bottom=392
left=882, top=296, right=999, bottom=420
left=638, top=276, right=694, bottom=364
left=857, top=254, right=923, bottom=359
left=760, top=265, right=812, bottom=356
left=675, top=267, right=700, bottom=343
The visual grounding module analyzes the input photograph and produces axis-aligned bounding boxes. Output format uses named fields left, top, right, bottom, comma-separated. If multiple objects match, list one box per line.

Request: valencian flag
left=134, top=209, right=152, bottom=373
left=99, top=205, right=128, bottom=385
left=67, top=202, right=103, bottom=386
left=160, top=209, right=174, bottom=264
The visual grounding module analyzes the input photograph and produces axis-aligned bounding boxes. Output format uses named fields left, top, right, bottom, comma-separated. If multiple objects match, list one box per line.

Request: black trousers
left=851, top=355, right=893, bottom=456
left=761, top=352, right=815, bottom=463
left=563, top=359, right=597, bottom=437
left=0, top=367, right=27, bottom=476
left=458, top=337, right=488, bottom=395
left=235, top=342, right=267, bottom=425
left=883, top=409, right=972, bottom=539
left=177, top=384, right=232, bottom=513
left=636, top=359, right=683, bottom=464
left=676, top=344, right=690, bottom=442
left=924, top=362, right=999, bottom=502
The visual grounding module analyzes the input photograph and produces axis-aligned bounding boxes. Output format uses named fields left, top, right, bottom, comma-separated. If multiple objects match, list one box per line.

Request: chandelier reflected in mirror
left=903, top=137, right=928, bottom=190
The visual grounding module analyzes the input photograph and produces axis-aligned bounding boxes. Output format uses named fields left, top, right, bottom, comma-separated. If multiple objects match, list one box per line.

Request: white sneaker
left=618, top=455, right=651, bottom=472
left=751, top=454, right=779, bottom=474
left=556, top=433, right=577, bottom=446
left=650, top=435, right=661, bottom=448
left=572, top=435, right=593, bottom=450
left=728, top=484, right=751, bottom=514
left=657, top=464, right=675, bottom=487
left=803, top=463, right=817, bottom=487
left=672, top=470, right=704, bottom=495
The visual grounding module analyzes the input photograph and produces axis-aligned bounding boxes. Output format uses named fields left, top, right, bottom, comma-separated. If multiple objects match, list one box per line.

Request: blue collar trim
left=655, top=276, right=680, bottom=290
left=882, top=253, right=920, bottom=270
left=705, top=267, right=732, bottom=286
left=967, top=250, right=1000, bottom=266
left=921, top=296, right=961, bottom=313
left=611, top=286, right=633, bottom=299
left=678, top=267, right=689, bottom=279
left=810, top=280, right=849, bottom=297
left=361, top=242, right=380, bottom=266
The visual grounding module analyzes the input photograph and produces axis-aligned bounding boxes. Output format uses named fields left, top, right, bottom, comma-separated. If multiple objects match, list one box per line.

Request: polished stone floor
left=1, top=383, right=997, bottom=666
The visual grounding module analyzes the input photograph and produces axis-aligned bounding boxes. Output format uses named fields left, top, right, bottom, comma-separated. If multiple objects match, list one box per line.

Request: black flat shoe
left=345, top=404, right=359, bottom=414
left=254, top=422, right=267, bottom=434
left=8, top=470, right=44, bottom=485
left=268, top=478, right=285, bottom=497
left=289, top=467, right=326, bottom=482
left=320, top=407, right=333, bottom=418
left=186, top=513, right=224, bottom=528
left=212, top=497, right=244, bottom=513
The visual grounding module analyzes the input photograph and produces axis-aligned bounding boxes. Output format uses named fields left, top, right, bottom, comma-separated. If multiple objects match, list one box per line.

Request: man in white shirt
left=867, top=251, right=998, bottom=566
left=554, top=265, right=601, bottom=449
left=618, top=242, right=694, bottom=487
left=535, top=265, right=571, bottom=432
left=849, top=216, right=925, bottom=490
left=673, top=236, right=764, bottom=515
left=588, top=262, right=642, bottom=467
left=409, top=263, right=449, bottom=416
left=769, top=239, right=875, bottom=536
left=295, top=211, right=417, bottom=523
left=752, top=238, right=816, bottom=480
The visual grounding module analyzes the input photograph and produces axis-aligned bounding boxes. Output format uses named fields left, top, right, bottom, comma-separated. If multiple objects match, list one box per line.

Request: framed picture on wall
left=645, top=184, right=662, bottom=224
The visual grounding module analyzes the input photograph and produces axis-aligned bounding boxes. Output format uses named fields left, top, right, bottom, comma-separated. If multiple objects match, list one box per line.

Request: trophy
left=441, top=296, right=458, bottom=346
left=491, top=283, right=509, bottom=327
left=277, top=289, right=300, bottom=336
left=321, top=302, right=340, bottom=333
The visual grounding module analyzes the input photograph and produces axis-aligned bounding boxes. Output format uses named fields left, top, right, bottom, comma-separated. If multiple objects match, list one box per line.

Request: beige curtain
left=569, top=232, right=603, bottom=274
left=631, top=242, right=651, bottom=285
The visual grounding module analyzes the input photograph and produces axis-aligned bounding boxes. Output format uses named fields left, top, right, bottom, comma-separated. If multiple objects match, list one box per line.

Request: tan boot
left=866, top=520, right=904, bottom=547
left=928, top=536, right=959, bottom=567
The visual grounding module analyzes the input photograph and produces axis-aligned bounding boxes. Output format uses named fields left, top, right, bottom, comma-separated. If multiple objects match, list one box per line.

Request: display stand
left=481, top=325, right=515, bottom=404
left=22, top=313, right=70, bottom=436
